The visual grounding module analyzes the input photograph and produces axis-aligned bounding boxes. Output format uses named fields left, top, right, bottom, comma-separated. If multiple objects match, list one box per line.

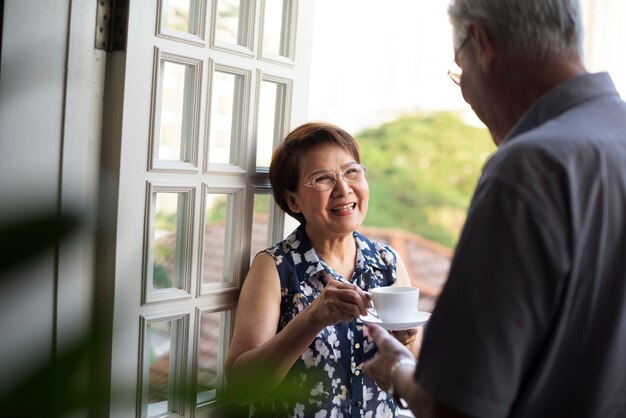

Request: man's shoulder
left=490, top=102, right=626, bottom=172
left=482, top=136, right=564, bottom=183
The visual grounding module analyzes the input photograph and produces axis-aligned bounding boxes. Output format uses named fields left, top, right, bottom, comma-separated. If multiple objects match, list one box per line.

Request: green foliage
left=153, top=263, right=173, bottom=289
left=156, top=210, right=177, bottom=231
left=0, top=210, right=100, bottom=417
left=155, top=240, right=174, bottom=263
left=358, top=112, right=495, bottom=248
left=253, top=194, right=271, bottom=214
left=0, top=210, right=80, bottom=274
left=216, top=366, right=327, bottom=418
left=206, top=196, right=229, bottom=224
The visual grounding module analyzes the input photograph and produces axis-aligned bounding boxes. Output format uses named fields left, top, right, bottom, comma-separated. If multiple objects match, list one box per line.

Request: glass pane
left=262, top=0, right=286, bottom=56
left=202, top=193, right=230, bottom=284
left=146, top=321, right=172, bottom=416
left=152, top=192, right=188, bottom=290
left=250, top=194, right=271, bottom=264
left=197, top=311, right=224, bottom=404
left=215, top=0, right=245, bottom=47
left=157, top=60, right=197, bottom=162
left=208, top=71, right=242, bottom=164
left=164, top=0, right=201, bottom=35
left=256, top=80, right=282, bottom=167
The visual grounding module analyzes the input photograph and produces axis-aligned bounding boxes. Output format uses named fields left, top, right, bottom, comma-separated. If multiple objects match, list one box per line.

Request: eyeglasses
left=447, top=36, right=469, bottom=86
left=303, top=164, right=367, bottom=192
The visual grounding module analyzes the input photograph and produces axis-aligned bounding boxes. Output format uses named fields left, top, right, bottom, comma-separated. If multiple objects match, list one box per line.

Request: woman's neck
left=307, top=227, right=357, bottom=280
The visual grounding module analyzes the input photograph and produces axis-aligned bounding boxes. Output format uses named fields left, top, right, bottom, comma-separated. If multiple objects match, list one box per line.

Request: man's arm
left=364, top=324, right=469, bottom=418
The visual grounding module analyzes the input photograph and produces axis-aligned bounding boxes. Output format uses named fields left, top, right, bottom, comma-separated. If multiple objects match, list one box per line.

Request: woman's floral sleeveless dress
left=249, top=225, right=400, bottom=418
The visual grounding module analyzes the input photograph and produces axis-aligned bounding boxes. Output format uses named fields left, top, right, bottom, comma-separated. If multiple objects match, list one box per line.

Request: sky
left=307, top=0, right=470, bottom=134
left=307, top=0, right=626, bottom=135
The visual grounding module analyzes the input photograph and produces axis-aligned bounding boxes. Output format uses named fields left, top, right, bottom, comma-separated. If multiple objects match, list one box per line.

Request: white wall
left=0, top=0, right=70, bottom=389
left=0, top=0, right=103, bottom=395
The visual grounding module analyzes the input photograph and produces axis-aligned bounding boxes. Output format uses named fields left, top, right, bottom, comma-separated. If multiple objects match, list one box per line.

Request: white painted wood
left=102, top=0, right=316, bottom=415
left=0, top=0, right=69, bottom=393
left=57, top=0, right=107, bottom=353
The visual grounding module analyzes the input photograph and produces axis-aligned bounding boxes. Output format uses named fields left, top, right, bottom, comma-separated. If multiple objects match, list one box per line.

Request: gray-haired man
left=365, top=1, right=626, bottom=417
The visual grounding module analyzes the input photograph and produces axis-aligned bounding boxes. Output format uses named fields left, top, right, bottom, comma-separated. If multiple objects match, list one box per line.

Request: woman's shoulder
left=265, top=227, right=305, bottom=257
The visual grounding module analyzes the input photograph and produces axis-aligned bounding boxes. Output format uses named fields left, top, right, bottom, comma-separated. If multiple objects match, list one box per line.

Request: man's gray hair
left=448, top=0, right=583, bottom=61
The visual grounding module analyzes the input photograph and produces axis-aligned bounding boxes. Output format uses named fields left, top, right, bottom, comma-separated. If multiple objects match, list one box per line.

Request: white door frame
left=94, top=1, right=316, bottom=416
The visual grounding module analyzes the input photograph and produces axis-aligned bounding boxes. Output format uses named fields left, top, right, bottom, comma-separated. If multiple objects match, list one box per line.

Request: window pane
left=164, top=0, right=202, bottom=35
left=157, top=60, right=197, bottom=162
left=262, top=0, right=286, bottom=56
left=215, top=0, right=247, bottom=47
left=197, top=311, right=224, bottom=404
left=147, top=321, right=172, bottom=416
left=143, top=319, right=184, bottom=417
left=262, top=0, right=294, bottom=59
left=250, top=194, right=271, bottom=264
left=142, top=316, right=187, bottom=417
left=202, top=193, right=231, bottom=285
left=208, top=71, right=243, bottom=164
left=152, top=191, right=189, bottom=291
left=256, top=80, right=283, bottom=167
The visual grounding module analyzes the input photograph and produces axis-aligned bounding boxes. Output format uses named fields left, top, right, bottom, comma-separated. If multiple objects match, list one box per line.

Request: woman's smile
left=329, top=202, right=357, bottom=214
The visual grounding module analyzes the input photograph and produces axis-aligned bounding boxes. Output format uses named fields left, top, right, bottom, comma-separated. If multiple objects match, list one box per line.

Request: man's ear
left=467, top=21, right=496, bottom=71
left=285, top=191, right=302, bottom=213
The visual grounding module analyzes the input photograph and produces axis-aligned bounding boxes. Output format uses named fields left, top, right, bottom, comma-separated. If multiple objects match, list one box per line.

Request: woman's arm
left=225, top=252, right=370, bottom=403
left=224, top=252, right=319, bottom=403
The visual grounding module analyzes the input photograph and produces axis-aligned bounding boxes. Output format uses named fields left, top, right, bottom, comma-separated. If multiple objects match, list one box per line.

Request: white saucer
left=359, top=310, right=430, bottom=331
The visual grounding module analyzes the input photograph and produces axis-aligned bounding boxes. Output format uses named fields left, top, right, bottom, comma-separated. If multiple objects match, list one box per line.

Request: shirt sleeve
left=415, top=176, right=568, bottom=418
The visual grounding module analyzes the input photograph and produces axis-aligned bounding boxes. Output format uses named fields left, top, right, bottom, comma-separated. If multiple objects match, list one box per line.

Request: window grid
left=255, top=73, right=292, bottom=170
left=259, top=0, right=298, bottom=65
left=138, top=0, right=299, bottom=414
left=197, top=184, right=246, bottom=296
left=143, top=183, right=196, bottom=305
left=157, top=0, right=208, bottom=45
left=204, top=63, right=251, bottom=171
left=193, top=306, right=235, bottom=407
left=139, top=314, right=190, bottom=418
left=211, top=0, right=257, bottom=57
left=149, top=48, right=203, bottom=173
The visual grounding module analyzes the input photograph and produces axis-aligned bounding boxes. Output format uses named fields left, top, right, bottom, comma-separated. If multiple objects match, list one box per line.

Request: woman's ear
left=285, top=191, right=302, bottom=213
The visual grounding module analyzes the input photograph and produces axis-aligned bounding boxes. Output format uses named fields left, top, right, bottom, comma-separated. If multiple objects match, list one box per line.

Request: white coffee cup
left=370, top=286, right=419, bottom=322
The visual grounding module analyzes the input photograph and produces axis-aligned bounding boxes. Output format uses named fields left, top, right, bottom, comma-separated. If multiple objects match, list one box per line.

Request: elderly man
left=364, top=0, right=626, bottom=417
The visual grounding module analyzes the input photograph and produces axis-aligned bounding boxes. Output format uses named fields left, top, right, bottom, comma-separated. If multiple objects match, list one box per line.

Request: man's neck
left=490, top=56, right=587, bottom=145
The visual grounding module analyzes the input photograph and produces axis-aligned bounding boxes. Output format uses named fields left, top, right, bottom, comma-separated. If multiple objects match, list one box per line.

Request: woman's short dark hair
left=269, top=122, right=361, bottom=224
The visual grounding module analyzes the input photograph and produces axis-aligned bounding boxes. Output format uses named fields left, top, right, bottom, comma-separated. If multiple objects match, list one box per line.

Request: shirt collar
left=289, top=226, right=389, bottom=282
left=503, top=72, right=619, bottom=144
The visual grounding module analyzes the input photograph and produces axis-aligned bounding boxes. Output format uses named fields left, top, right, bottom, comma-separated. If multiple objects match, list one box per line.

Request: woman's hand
left=390, top=327, right=420, bottom=349
left=307, top=275, right=371, bottom=327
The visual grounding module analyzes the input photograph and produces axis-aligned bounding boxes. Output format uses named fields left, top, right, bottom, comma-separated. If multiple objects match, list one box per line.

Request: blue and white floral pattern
left=250, top=225, right=400, bottom=418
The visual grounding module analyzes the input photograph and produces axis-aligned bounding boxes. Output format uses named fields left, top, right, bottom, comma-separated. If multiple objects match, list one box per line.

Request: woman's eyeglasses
left=303, top=164, right=367, bottom=192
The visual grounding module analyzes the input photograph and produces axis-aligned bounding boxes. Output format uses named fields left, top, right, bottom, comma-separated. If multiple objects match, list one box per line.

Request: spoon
left=367, top=308, right=380, bottom=319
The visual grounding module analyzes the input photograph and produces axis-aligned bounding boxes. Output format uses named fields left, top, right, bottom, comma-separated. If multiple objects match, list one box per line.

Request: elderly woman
left=225, top=122, right=418, bottom=417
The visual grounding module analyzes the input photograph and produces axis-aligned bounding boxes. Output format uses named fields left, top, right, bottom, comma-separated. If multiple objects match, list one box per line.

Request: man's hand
left=363, top=323, right=415, bottom=391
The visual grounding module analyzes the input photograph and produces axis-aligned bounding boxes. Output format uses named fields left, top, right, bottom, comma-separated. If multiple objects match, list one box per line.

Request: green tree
left=358, top=112, right=495, bottom=248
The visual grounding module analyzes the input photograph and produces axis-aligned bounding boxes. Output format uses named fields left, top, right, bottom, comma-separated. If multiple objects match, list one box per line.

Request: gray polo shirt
left=415, top=72, right=626, bottom=418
